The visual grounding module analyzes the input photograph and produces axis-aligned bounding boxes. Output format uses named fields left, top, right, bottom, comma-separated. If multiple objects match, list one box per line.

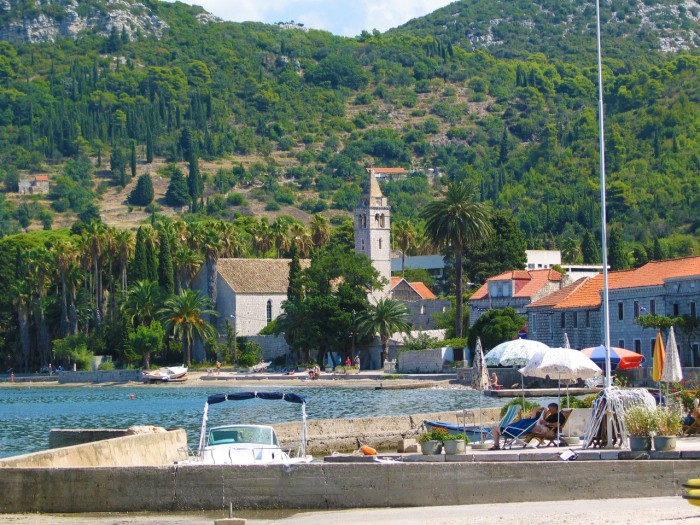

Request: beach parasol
left=484, top=339, right=550, bottom=404
left=563, top=332, right=571, bottom=349
left=652, top=330, right=666, bottom=396
left=519, top=347, right=602, bottom=413
left=660, top=326, right=682, bottom=386
left=471, top=338, right=491, bottom=442
left=580, top=346, right=644, bottom=372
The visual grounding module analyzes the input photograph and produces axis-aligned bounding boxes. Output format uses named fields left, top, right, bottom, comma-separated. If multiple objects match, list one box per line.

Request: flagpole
left=595, top=0, right=615, bottom=447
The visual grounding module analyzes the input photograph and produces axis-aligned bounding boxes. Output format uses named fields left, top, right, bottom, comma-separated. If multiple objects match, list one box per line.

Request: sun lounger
left=501, top=418, right=539, bottom=449
left=524, top=409, right=573, bottom=447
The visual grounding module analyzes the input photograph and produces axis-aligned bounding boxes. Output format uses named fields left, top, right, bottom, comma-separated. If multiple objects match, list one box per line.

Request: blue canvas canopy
left=207, top=392, right=306, bottom=405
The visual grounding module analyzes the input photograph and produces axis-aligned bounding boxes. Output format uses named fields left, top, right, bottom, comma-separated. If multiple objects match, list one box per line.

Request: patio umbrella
left=580, top=346, right=645, bottom=372
left=519, top=347, right=602, bottom=413
left=484, top=339, right=550, bottom=404
left=652, top=330, right=666, bottom=392
left=471, top=338, right=491, bottom=442
left=563, top=333, right=571, bottom=349
left=660, top=326, right=682, bottom=385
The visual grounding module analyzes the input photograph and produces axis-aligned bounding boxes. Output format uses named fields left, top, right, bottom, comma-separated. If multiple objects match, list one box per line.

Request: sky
left=168, top=0, right=455, bottom=37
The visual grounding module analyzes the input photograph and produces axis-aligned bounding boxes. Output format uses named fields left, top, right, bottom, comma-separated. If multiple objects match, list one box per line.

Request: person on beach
left=489, top=403, right=562, bottom=450
left=345, top=356, right=351, bottom=367
left=215, top=361, right=221, bottom=375
left=353, top=355, right=360, bottom=370
left=490, top=372, right=501, bottom=390
left=685, top=398, right=700, bottom=426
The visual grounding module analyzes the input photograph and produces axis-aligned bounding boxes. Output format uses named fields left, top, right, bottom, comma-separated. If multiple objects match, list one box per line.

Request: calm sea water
left=0, top=384, right=556, bottom=458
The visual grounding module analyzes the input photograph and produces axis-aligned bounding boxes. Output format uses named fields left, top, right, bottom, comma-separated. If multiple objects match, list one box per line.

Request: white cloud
left=167, top=0, right=454, bottom=36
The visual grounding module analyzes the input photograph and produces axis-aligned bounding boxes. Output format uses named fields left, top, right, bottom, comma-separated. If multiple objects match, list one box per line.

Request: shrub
left=623, top=404, right=657, bottom=436
left=655, top=404, right=683, bottom=436
left=443, top=433, right=469, bottom=444
left=98, top=360, right=115, bottom=371
left=418, top=427, right=450, bottom=443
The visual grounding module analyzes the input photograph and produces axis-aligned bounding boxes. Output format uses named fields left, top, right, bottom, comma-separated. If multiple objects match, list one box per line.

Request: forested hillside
left=0, top=0, right=698, bottom=261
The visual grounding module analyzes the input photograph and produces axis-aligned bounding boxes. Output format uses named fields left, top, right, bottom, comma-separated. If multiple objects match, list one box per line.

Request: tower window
left=266, top=300, right=272, bottom=323
left=375, top=213, right=380, bottom=226
left=378, top=239, right=382, bottom=249
left=380, top=214, right=385, bottom=228
left=361, top=240, right=365, bottom=252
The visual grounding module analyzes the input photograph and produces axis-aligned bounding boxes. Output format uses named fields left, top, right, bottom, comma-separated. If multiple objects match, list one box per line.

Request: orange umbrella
left=652, top=330, right=666, bottom=382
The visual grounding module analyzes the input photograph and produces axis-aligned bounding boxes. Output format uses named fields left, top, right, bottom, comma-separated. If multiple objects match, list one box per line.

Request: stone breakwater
left=275, top=408, right=502, bottom=454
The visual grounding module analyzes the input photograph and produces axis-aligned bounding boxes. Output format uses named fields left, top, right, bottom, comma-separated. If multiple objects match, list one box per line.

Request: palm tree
left=421, top=180, right=492, bottom=338
left=310, top=214, right=331, bottom=248
left=53, top=239, right=78, bottom=338
left=159, top=290, right=218, bottom=366
left=113, top=228, right=134, bottom=293
left=561, top=237, right=582, bottom=264
left=289, top=222, right=313, bottom=257
left=393, top=219, right=417, bottom=277
left=356, top=298, right=411, bottom=365
left=122, top=280, right=160, bottom=328
left=216, top=221, right=247, bottom=258
left=173, top=246, right=204, bottom=293
left=251, top=218, right=273, bottom=256
left=271, top=217, right=292, bottom=257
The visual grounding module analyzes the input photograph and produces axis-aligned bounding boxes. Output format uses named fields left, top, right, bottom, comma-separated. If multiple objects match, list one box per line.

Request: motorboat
left=142, top=365, right=188, bottom=382
left=183, top=391, right=313, bottom=465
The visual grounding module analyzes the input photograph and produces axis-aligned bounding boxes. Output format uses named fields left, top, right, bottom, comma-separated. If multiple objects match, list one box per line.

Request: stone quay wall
left=0, top=429, right=188, bottom=468
left=0, top=460, right=697, bottom=513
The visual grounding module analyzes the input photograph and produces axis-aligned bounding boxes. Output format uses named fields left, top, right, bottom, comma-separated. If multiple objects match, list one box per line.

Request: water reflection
left=0, top=385, right=556, bottom=458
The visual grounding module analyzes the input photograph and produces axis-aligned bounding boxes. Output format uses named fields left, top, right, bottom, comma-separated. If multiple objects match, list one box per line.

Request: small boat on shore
left=423, top=419, right=491, bottom=443
left=181, top=391, right=313, bottom=465
left=142, top=365, right=188, bottom=382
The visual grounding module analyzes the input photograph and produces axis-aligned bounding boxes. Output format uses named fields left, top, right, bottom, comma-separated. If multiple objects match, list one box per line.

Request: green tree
left=608, top=227, right=628, bottom=270
left=463, top=211, right=526, bottom=284
left=393, top=219, right=418, bottom=277
left=157, top=230, right=174, bottom=295
left=581, top=231, right=600, bottom=264
left=356, top=298, right=411, bottom=365
left=122, top=280, right=160, bottom=328
left=129, top=174, right=154, bottom=206
left=131, top=227, right=149, bottom=282
left=467, top=307, right=525, bottom=356
left=165, top=166, right=190, bottom=207
left=421, top=180, right=493, bottom=338
left=159, top=290, right=218, bottom=366
left=128, top=321, right=164, bottom=370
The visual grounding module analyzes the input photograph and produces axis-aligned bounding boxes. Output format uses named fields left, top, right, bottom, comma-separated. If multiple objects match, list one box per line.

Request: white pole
left=595, top=0, right=615, bottom=448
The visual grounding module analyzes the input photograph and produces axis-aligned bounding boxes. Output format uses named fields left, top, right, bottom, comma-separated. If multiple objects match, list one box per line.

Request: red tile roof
left=34, top=175, right=49, bottom=181
left=527, top=277, right=591, bottom=309
left=367, top=167, right=407, bottom=174
left=470, top=269, right=562, bottom=301
left=408, top=281, right=437, bottom=300
left=390, top=276, right=403, bottom=288
left=535, top=256, right=700, bottom=310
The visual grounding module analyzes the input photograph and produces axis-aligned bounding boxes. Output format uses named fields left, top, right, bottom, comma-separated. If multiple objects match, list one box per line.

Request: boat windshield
left=208, top=426, right=278, bottom=446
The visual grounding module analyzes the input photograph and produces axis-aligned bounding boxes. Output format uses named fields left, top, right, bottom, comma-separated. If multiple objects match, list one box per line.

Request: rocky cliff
left=0, top=0, right=169, bottom=44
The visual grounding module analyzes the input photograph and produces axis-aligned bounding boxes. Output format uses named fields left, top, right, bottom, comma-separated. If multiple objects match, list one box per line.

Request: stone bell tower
left=354, top=169, right=391, bottom=300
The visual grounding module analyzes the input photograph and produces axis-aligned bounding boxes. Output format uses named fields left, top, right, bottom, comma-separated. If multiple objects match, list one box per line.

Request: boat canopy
left=207, top=392, right=306, bottom=406
left=197, top=391, right=308, bottom=457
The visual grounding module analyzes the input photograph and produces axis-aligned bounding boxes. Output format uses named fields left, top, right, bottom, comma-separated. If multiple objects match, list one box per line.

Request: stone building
left=526, top=256, right=700, bottom=366
left=18, top=175, right=50, bottom=194
left=468, top=269, right=563, bottom=329
left=390, top=277, right=450, bottom=330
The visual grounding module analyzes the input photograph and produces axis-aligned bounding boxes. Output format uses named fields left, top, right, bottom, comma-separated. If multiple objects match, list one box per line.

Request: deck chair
left=501, top=418, right=539, bottom=449
left=524, top=409, right=573, bottom=447
left=499, top=404, right=521, bottom=428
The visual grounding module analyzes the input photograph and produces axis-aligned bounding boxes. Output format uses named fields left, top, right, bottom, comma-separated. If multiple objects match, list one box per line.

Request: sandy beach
left=0, top=370, right=461, bottom=390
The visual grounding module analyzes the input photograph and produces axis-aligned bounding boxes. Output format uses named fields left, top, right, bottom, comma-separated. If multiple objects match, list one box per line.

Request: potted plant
left=418, top=428, right=449, bottom=455
left=654, top=405, right=682, bottom=451
left=623, top=404, right=657, bottom=451
left=442, top=433, right=469, bottom=455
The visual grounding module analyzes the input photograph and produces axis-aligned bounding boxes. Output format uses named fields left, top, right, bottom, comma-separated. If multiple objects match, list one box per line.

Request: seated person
left=527, top=403, right=564, bottom=438
left=490, top=406, right=544, bottom=450
left=490, top=372, right=501, bottom=390
left=490, top=403, right=565, bottom=450
left=684, top=398, right=700, bottom=427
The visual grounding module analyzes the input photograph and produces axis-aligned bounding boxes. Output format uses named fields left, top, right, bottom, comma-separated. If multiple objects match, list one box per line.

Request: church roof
left=217, top=258, right=310, bottom=294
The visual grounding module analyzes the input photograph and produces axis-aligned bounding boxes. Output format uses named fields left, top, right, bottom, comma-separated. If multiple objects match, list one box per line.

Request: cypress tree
left=146, top=127, right=154, bottom=163
left=157, top=230, right=174, bottom=295
left=287, top=242, right=303, bottom=303
left=129, top=174, right=154, bottom=206
left=131, top=227, right=148, bottom=282
left=608, top=228, right=628, bottom=271
left=581, top=231, right=600, bottom=265
left=130, top=140, right=137, bottom=179
left=166, top=167, right=190, bottom=207
left=145, top=235, right=158, bottom=282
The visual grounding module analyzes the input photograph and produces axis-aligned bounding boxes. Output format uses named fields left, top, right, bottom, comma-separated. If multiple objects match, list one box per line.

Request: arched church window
left=361, top=240, right=365, bottom=252
left=362, top=214, right=367, bottom=228
left=380, top=214, right=385, bottom=228
left=375, top=213, right=380, bottom=225
left=266, top=300, right=272, bottom=323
